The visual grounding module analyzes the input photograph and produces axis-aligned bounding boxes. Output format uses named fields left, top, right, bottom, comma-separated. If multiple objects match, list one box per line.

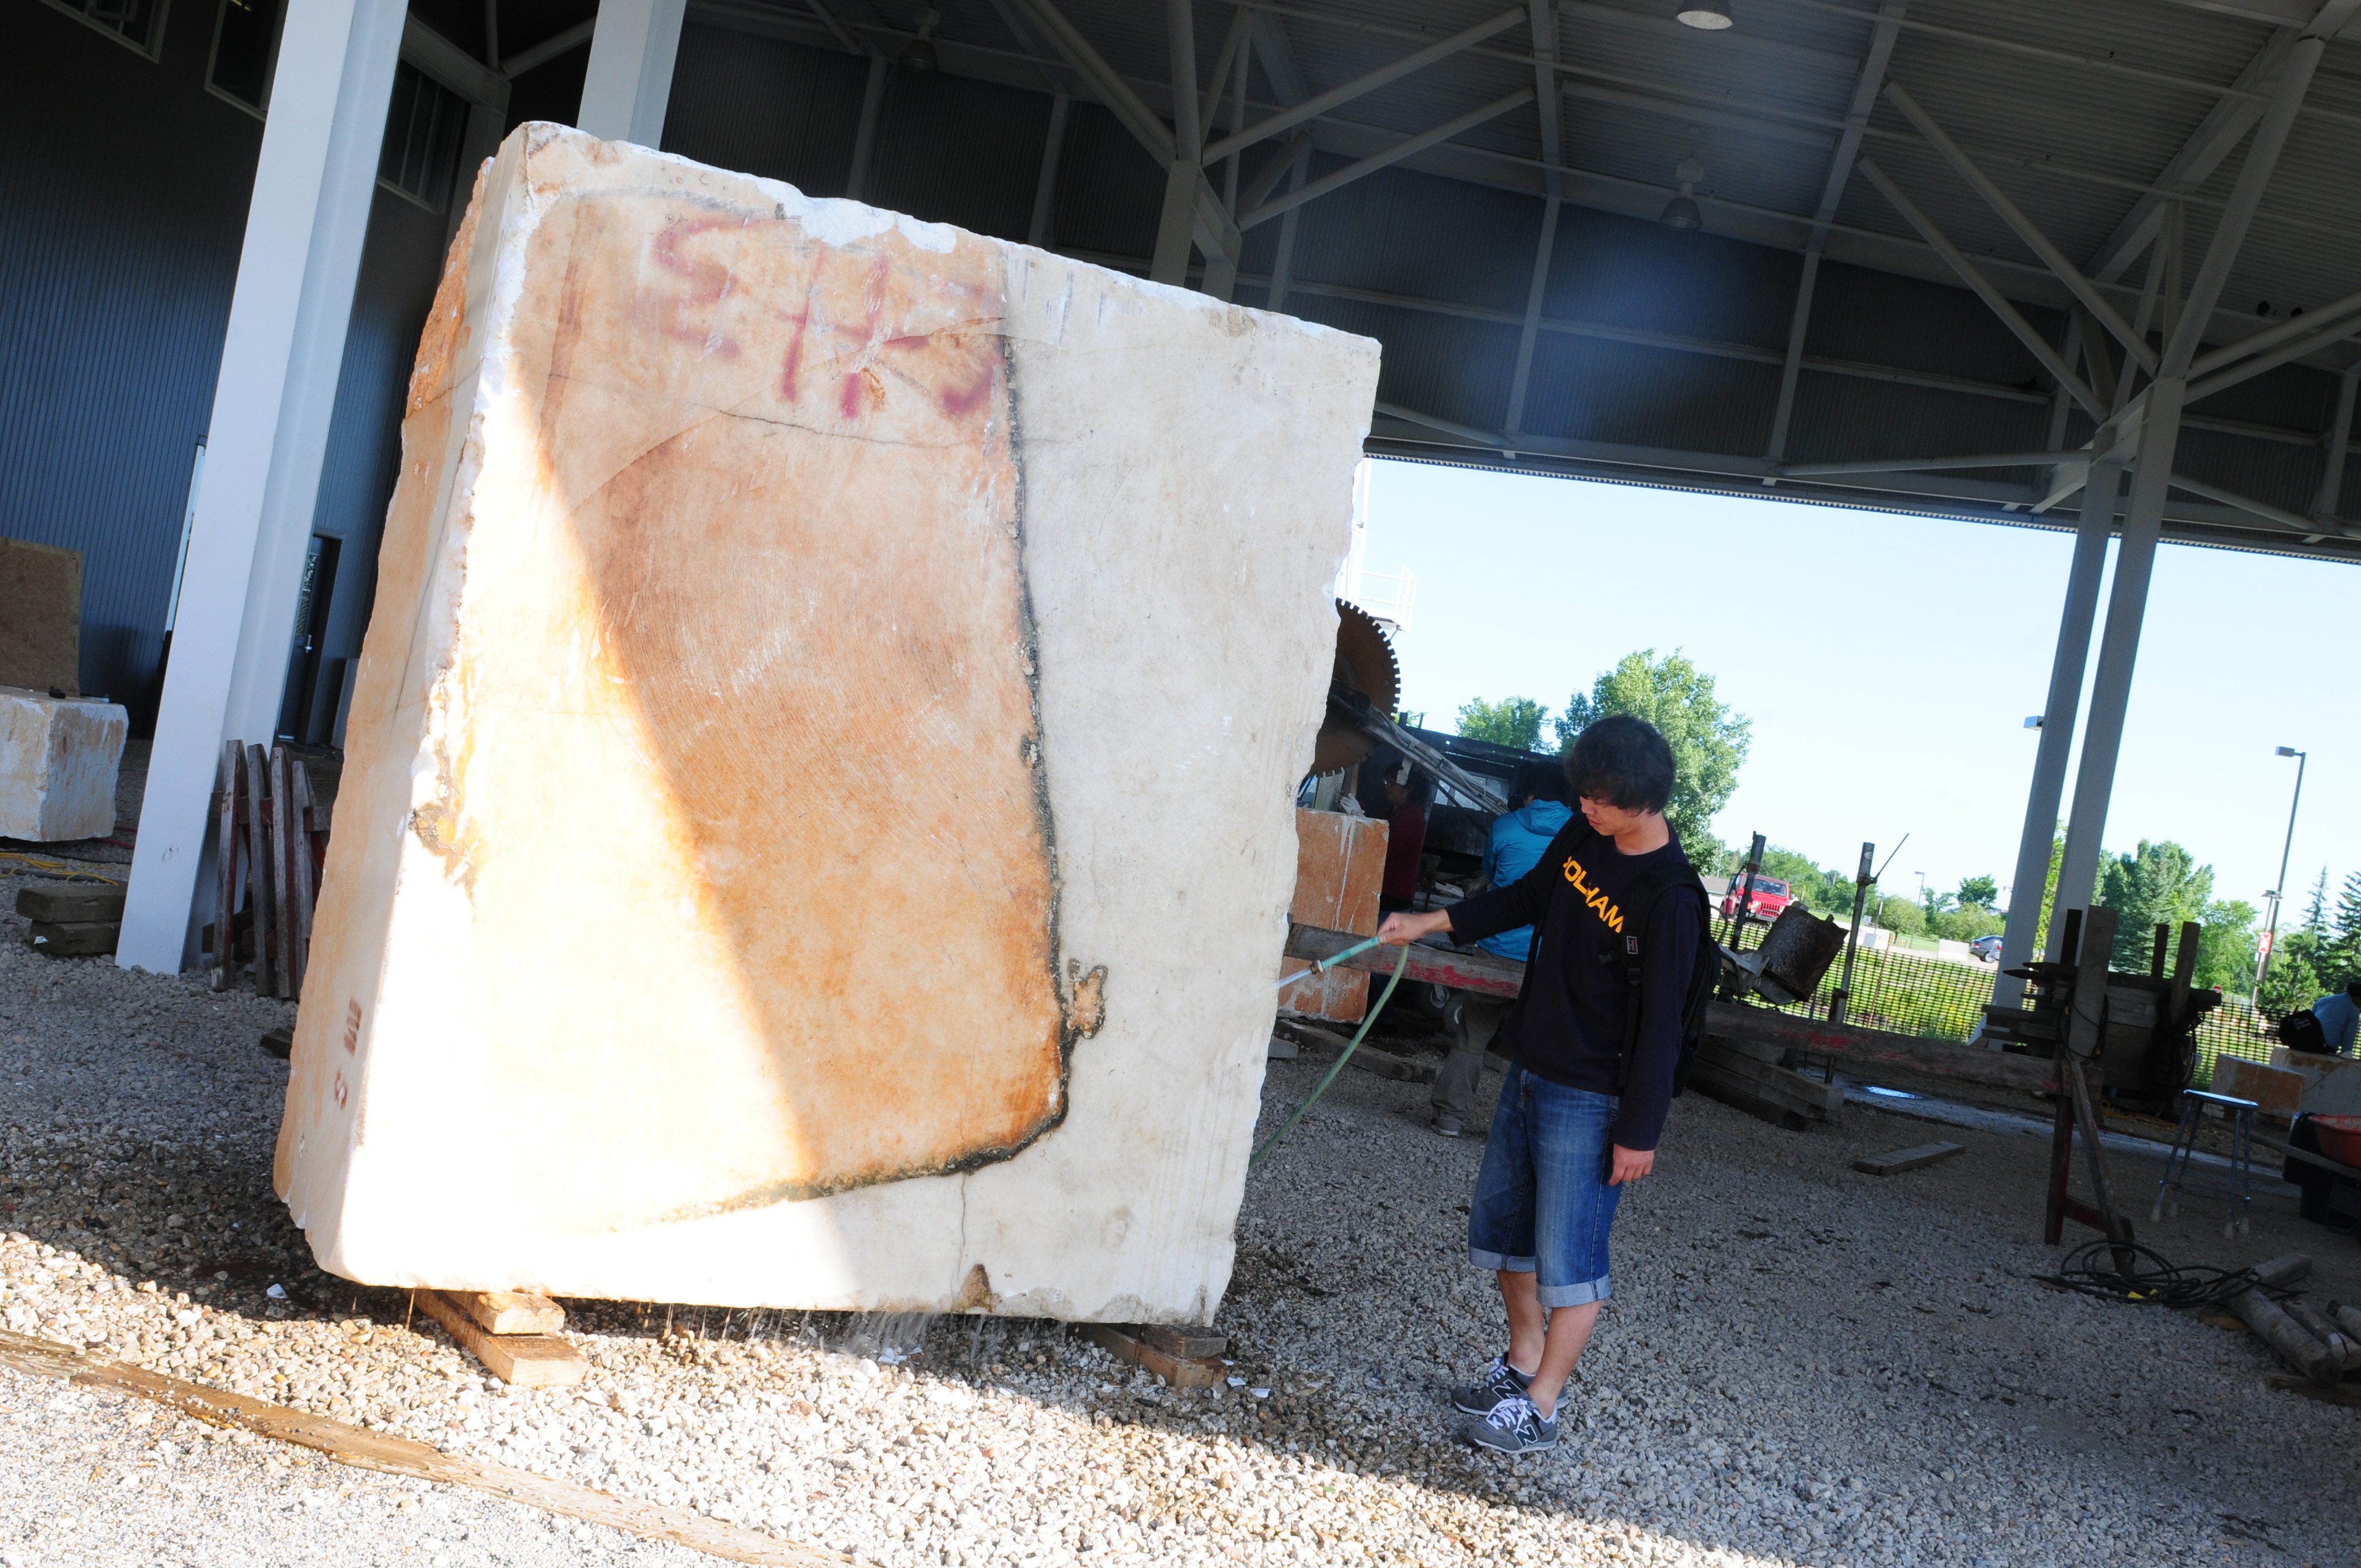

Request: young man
left=1426, top=761, right=1575, bottom=1138
left=1375, top=715, right=1701, bottom=1455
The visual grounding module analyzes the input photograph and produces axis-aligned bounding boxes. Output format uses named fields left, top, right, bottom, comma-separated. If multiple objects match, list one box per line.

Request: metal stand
left=2152, top=1090, right=2258, bottom=1237
left=2041, top=907, right=2137, bottom=1275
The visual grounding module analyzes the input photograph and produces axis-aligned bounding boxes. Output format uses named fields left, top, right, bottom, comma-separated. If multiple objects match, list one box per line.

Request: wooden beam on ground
left=414, top=1289, right=587, bottom=1390
left=444, top=1289, right=567, bottom=1337
left=0, top=1327, right=840, bottom=1565
left=1854, top=1142, right=1966, bottom=1176
left=1075, top=1324, right=1222, bottom=1389
left=1703, top=1003, right=2060, bottom=1094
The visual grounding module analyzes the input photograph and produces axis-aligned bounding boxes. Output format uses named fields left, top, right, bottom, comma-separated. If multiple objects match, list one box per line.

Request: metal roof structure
left=664, top=0, right=2361, bottom=564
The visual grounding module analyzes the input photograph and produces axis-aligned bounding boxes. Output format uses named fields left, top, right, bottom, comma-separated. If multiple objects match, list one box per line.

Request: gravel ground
left=4, top=852, right=2359, bottom=1567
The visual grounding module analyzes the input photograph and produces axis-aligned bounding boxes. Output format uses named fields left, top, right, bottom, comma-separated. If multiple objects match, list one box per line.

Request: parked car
left=1719, top=875, right=1795, bottom=921
left=1969, top=934, right=2006, bottom=963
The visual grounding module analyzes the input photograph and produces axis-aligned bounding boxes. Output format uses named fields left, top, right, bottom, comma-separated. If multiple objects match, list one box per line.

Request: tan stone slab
left=274, top=125, right=1380, bottom=1319
left=0, top=538, right=80, bottom=695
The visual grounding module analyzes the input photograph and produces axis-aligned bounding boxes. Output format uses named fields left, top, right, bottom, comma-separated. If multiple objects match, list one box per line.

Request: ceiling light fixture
left=1660, top=160, right=1705, bottom=230
left=902, top=6, right=940, bottom=70
left=1676, top=6, right=1734, bottom=28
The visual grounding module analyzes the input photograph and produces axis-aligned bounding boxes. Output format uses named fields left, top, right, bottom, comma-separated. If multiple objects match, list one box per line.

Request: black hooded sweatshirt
left=1443, top=819, right=1699, bottom=1152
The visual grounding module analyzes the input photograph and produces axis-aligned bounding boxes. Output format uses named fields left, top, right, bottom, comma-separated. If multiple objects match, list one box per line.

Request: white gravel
left=3, top=853, right=2357, bottom=1568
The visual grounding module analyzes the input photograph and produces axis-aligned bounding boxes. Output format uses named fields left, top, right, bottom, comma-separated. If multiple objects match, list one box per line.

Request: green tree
left=1930, top=903, right=2005, bottom=942
left=1957, top=875, right=1999, bottom=910
left=1875, top=895, right=1927, bottom=936
left=2195, top=899, right=2259, bottom=995
left=2303, top=867, right=2332, bottom=939
left=2097, top=839, right=2223, bottom=976
left=1755, top=847, right=1853, bottom=914
left=2030, top=827, right=2064, bottom=960
left=2261, top=926, right=2332, bottom=1017
left=1557, top=649, right=1750, bottom=866
left=1455, top=696, right=1550, bottom=752
left=2330, top=870, right=2361, bottom=979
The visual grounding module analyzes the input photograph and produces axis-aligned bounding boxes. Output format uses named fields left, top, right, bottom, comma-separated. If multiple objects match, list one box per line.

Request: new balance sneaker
left=1464, top=1394, right=1559, bottom=1454
left=1449, top=1354, right=1531, bottom=1416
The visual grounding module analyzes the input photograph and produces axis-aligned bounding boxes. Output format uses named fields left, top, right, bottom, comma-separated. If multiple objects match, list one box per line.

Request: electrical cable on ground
left=0, top=851, right=124, bottom=884
left=2038, top=1240, right=2286, bottom=1310
left=1250, top=941, right=1412, bottom=1171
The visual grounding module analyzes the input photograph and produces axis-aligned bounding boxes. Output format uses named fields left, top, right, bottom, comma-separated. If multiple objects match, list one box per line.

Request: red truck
left=1719, top=875, right=1796, bottom=921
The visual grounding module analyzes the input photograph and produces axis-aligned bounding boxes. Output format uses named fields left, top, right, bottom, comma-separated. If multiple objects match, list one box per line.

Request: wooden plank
left=1687, top=1066, right=1811, bottom=1131
left=443, top=1289, right=567, bottom=1337
left=1125, top=1324, right=1227, bottom=1360
left=1853, top=1141, right=1965, bottom=1176
left=282, top=747, right=317, bottom=997
left=2267, top=1374, right=2361, bottom=1408
left=0, top=1327, right=838, bottom=1565
left=1701, top=1003, right=2060, bottom=1094
left=270, top=744, right=298, bottom=999
left=213, top=741, right=238, bottom=992
left=242, top=743, right=276, bottom=998
left=1075, top=1323, right=1222, bottom=1389
left=1272, top=1019, right=1435, bottom=1083
left=25, top=919, right=119, bottom=957
left=414, top=1289, right=588, bottom=1389
left=14, top=882, right=126, bottom=922
left=1693, top=1045, right=1842, bottom=1117
left=1286, top=924, right=1524, bottom=998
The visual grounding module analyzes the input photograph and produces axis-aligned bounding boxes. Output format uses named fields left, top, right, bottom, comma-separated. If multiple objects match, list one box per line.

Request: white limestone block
left=274, top=124, right=1380, bottom=1321
left=0, top=687, right=127, bottom=842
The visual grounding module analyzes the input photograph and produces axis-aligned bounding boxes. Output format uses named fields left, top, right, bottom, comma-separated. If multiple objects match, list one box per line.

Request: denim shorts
left=1467, top=1063, right=1623, bottom=1308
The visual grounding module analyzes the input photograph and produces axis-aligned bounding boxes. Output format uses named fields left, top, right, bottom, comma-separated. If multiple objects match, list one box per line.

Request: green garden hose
left=1249, top=941, right=1412, bottom=1170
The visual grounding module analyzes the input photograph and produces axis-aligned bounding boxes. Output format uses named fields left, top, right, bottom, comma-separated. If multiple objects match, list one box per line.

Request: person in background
left=1425, top=761, right=1574, bottom=1138
left=2315, top=979, right=2361, bottom=1056
left=1378, top=765, right=1431, bottom=915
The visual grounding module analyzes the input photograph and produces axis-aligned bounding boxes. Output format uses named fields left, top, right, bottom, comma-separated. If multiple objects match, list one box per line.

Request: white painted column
left=1992, top=453, right=2118, bottom=1005
left=577, top=0, right=688, bottom=147
left=118, top=0, right=410, bottom=974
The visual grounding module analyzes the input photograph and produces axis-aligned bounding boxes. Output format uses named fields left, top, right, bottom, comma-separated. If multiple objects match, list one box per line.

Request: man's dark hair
left=1561, top=714, right=1675, bottom=814
left=2347, top=978, right=2361, bottom=1004
left=1513, top=760, right=1569, bottom=804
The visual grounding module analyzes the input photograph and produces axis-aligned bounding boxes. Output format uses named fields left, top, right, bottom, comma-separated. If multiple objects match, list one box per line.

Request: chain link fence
left=1726, top=913, right=2284, bottom=1087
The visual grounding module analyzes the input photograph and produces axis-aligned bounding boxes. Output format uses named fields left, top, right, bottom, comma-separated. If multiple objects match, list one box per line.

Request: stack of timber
left=208, top=741, right=329, bottom=998
left=19, top=878, right=125, bottom=957
left=1688, top=1031, right=1845, bottom=1131
left=1277, top=808, right=1389, bottom=1025
left=1078, top=1324, right=1228, bottom=1389
left=1981, top=911, right=2219, bottom=1112
left=413, top=1289, right=587, bottom=1389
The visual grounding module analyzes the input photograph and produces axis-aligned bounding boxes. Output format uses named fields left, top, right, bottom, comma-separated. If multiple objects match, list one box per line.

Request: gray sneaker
left=1424, top=1112, right=1463, bottom=1139
left=1449, top=1354, right=1531, bottom=1416
left=1464, top=1394, right=1558, bottom=1454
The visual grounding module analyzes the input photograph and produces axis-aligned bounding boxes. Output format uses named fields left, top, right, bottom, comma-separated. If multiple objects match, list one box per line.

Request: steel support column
left=577, top=0, right=687, bottom=146
left=1996, top=454, right=2120, bottom=1001
left=120, top=0, right=410, bottom=972
left=1029, top=92, right=1070, bottom=247
left=846, top=53, right=887, bottom=200
left=2053, top=383, right=2185, bottom=948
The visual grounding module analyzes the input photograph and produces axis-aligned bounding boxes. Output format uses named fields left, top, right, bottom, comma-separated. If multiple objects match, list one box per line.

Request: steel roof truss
left=1203, top=7, right=1523, bottom=164
left=1857, top=156, right=2102, bottom=416
left=1238, top=89, right=1535, bottom=229
left=1884, top=80, right=2158, bottom=377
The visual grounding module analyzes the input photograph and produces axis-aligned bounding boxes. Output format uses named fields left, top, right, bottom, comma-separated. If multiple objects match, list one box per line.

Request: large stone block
left=0, top=688, right=126, bottom=841
left=275, top=125, right=1380, bottom=1321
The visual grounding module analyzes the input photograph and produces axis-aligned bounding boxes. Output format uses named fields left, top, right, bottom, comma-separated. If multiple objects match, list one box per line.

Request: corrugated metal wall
left=0, top=0, right=263, bottom=711
left=1, top=0, right=468, bottom=731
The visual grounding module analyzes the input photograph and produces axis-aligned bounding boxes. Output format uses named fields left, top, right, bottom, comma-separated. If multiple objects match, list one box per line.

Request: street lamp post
left=2255, top=745, right=2308, bottom=1008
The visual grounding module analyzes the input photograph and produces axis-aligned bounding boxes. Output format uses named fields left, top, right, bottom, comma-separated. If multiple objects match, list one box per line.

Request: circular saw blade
left=1311, top=599, right=1402, bottom=777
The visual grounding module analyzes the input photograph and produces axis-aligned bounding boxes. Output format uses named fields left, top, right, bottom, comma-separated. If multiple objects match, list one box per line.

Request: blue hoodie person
left=1428, top=762, right=1574, bottom=1137
left=1475, top=798, right=1575, bottom=960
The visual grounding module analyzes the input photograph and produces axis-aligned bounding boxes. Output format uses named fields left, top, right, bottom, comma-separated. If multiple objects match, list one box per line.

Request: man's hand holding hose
left=1374, top=906, right=1655, bottom=1186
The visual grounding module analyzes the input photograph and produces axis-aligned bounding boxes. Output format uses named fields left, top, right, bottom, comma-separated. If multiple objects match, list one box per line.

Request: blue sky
left=1359, top=458, right=2356, bottom=924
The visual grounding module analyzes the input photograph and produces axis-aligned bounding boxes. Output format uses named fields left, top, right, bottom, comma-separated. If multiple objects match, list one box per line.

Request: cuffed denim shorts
left=1467, top=1063, right=1623, bottom=1308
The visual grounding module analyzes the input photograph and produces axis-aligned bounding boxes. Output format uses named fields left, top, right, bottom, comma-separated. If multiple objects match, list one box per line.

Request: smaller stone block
left=0, top=538, right=81, bottom=695
left=2211, top=1057, right=2305, bottom=1119
left=0, top=688, right=127, bottom=841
